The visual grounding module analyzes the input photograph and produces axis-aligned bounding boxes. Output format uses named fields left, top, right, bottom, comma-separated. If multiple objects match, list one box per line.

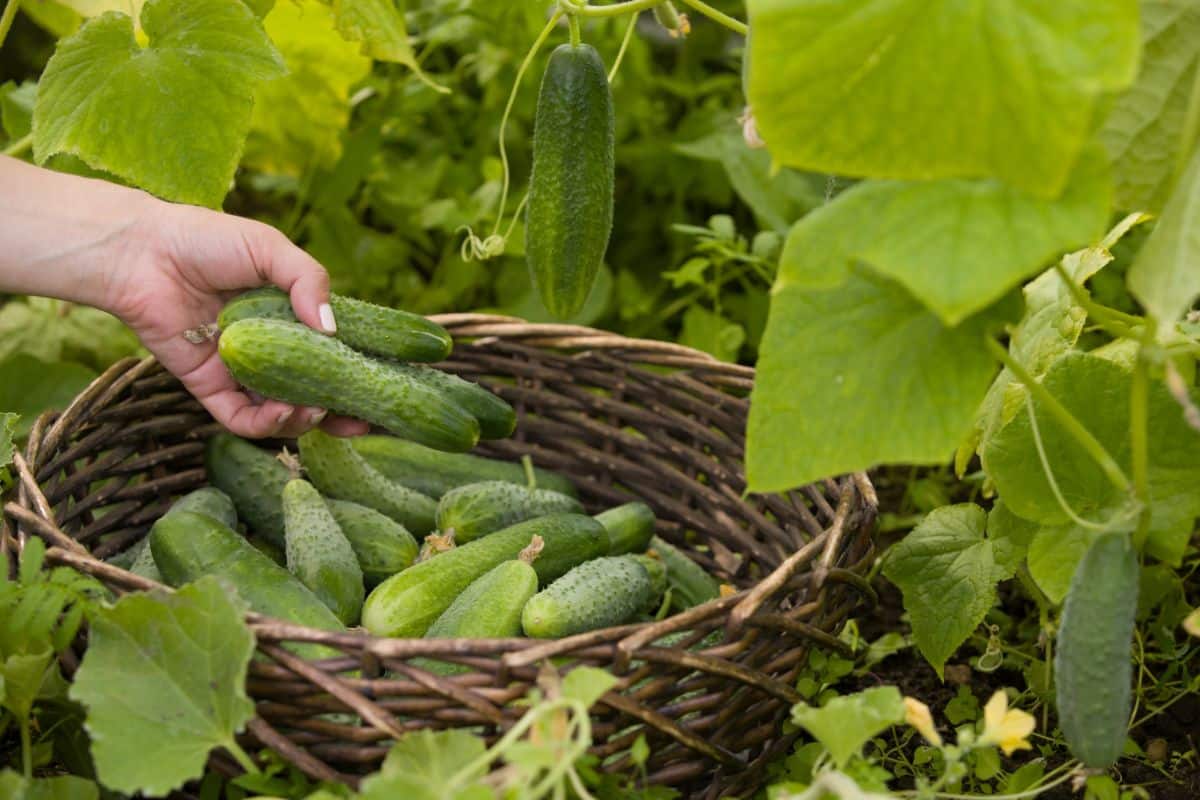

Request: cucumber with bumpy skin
left=362, top=514, right=608, bottom=638
left=219, top=318, right=480, bottom=452
left=282, top=479, right=363, bottom=625
left=353, top=436, right=578, bottom=499
left=129, top=487, right=240, bottom=582
left=219, top=287, right=453, bottom=363
left=326, top=499, right=418, bottom=586
left=522, top=554, right=663, bottom=639
left=649, top=535, right=721, bottom=611
left=299, top=428, right=437, bottom=535
left=150, top=511, right=343, bottom=658
left=1055, top=533, right=1138, bottom=769
left=436, top=481, right=583, bottom=543
left=595, top=502, right=655, bottom=555
left=526, top=42, right=615, bottom=319
left=205, top=433, right=290, bottom=545
left=396, top=365, right=516, bottom=440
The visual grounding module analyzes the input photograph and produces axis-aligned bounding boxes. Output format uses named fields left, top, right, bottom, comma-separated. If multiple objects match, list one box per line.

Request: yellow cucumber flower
left=903, top=697, right=942, bottom=746
left=978, top=690, right=1035, bottom=756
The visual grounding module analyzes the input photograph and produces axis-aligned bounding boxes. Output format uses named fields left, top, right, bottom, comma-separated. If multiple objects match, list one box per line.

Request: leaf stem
left=1130, top=328, right=1153, bottom=549
left=985, top=337, right=1132, bottom=494
left=608, top=12, right=639, bottom=83
left=2, top=132, right=32, bottom=158
left=676, top=0, right=748, bottom=35
left=224, top=739, right=260, bottom=776
left=0, top=0, right=19, bottom=52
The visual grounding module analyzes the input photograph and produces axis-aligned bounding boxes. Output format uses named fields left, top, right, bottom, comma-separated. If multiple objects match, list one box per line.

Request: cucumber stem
left=522, top=454, right=538, bottom=489
left=1130, top=330, right=1153, bottom=549
left=676, top=0, right=747, bottom=35
left=519, top=535, right=545, bottom=563
left=568, top=13, right=582, bottom=46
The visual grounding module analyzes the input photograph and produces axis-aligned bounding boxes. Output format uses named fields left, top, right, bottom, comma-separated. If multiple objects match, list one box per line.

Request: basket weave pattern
left=3, top=315, right=877, bottom=798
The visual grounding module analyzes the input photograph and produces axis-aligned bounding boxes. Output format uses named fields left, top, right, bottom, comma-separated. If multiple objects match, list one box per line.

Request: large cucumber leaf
left=1127, top=147, right=1200, bottom=325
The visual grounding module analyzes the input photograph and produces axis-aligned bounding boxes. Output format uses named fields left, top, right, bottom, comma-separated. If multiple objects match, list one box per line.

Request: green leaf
left=1027, top=522, right=1094, bottom=603
left=746, top=268, right=1016, bottom=492
left=1101, top=0, right=1200, bottom=212
left=776, top=150, right=1111, bottom=325
left=1128, top=147, right=1200, bottom=325
left=560, top=666, right=618, bottom=709
left=674, top=124, right=822, bottom=232
left=0, top=771, right=100, bottom=800
left=1, top=81, right=36, bottom=140
left=332, top=0, right=448, bottom=92
left=986, top=500, right=1039, bottom=577
left=244, top=0, right=371, bottom=176
left=0, top=356, right=96, bottom=438
left=882, top=504, right=1010, bottom=676
left=745, top=0, right=1140, bottom=196
left=789, top=686, right=905, bottom=768
left=33, top=0, right=286, bottom=208
left=0, top=650, right=58, bottom=724
left=679, top=305, right=746, bottom=363
left=18, top=1, right=83, bottom=37
left=0, top=298, right=143, bottom=371
left=359, top=730, right=490, bottom=800
left=981, top=351, right=1200, bottom=564
left=70, top=577, right=256, bottom=796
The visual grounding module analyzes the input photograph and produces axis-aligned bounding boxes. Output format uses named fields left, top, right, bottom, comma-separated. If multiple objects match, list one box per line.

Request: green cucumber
left=282, top=480, right=363, bottom=625
left=205, top=433, right=290, bottom=545
left=352, top=435, right=577, bottom=499
left=522, top=555, right=663, bottom=639
left=362, top=513, right=608, bottom=638
left=649, top=535, right=721, bottom=611
left=326, top=499, right=418, bottom=586
left=129, top=488, right=240, bottom=583
left=218, top=318, right=480, bottom=452
left=418, top=545, right=541, bottom=675
left=396, top=365, right=516, bottom=440
left=436, top=481, right=583, bottom=543
left=526, top=42, right=615, bottom=319
left=248, top=535, right=286, bottom=566
left=299, top=429, right=437, bottom=535
left=595, top=502, right=655, bottom=555
left=1055, top=533, right=1138, bottom=769
left=219, top=287, right=453, bottom=363
left=150, top=511, right=343, bottom=658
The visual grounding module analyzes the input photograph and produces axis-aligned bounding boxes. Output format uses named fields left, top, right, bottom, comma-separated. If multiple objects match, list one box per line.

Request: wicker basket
left=3, top=314, right=877, bottom=798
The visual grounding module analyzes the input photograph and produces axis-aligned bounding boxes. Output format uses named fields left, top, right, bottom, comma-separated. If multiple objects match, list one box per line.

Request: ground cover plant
left=1, top=0, right=1200, bottom=798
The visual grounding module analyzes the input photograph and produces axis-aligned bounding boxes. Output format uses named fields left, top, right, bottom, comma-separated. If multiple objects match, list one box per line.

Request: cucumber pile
left=116, top=290, right=729, bottom=661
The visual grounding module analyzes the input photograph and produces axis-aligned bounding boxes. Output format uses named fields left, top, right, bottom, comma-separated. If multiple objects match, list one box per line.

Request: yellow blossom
left=978, top=690, right=1035, bottom=756
left=903, top=697, right=942, bottom=746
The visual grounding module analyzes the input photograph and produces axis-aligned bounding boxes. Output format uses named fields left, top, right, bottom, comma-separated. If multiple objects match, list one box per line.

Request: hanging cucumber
left=282, top=479, right=364, bottom=625
left=1054, top=533, right=1138, bottom=769
left=361, top=513, right=609, bottom=638
left=525, top=41, right=615, bottom=319
left=522, top=554, right=665, bottom=639
left=436, top=481, right=583, bottom=543
left=218, top=287, right=453, bottom=363
left=298, top=428, right=438, bottom=535
left=352, top=435, right=578, bottom=499
left=218, top=318, right=480, bottom=452
left=205, top=433, right=291, bottom=545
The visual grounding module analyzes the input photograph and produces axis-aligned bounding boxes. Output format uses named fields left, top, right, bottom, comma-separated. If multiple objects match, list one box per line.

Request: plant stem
left=225, top=740, right=261, bottom=776
left=0, top=0, right=20, bottom=52
left=1130, top=329, right=1153, bottom=549
left=20, top=719, right=32, bottom=778
left=608, top=12, right=639, bottom=83
left=568, top=13, right=582, bottom=45
left=676, top=0, right=748, bottom=35
left=1051, top=260, right=1142, bottom=337
left=986, top=337, right=1132, bottom=494
left=2, top=132, right=32, bottom=157
left=569, top=0, right=665, bottom=19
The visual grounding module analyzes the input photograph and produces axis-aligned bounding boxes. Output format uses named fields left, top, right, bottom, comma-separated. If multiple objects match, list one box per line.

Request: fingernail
left=319, top=303, right=337, bottom=333
left=310, top=409, right=327, bottom=425
left=277, top=408, right=294, bottom=425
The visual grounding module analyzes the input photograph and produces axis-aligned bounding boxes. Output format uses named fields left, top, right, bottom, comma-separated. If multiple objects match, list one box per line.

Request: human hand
left=102, top=200, right=370, bottom=439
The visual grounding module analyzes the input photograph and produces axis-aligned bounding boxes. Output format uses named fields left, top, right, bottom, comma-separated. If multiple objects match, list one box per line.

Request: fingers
left=321, top=415, right=371, bottom=437
left=237, top=220, right=335, bottom=334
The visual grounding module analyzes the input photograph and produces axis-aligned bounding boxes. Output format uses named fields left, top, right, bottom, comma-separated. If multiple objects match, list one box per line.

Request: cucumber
left=218, top=287, right=453, bottom=363
left=436, top=481, right=583, bottom=543
left=326, top=499, right=418, bottom=586
left=282, top=480, right=364, bottom=625
left=150, top=511, right=343, bottom=658
left=362, top=513, right=609, bottom=638
left=526, top=42, right=615, bottom=319
left=395, top=365, right=516, bottom=440
left=595, top=502, right=655, bottom=555
left=649, top=535, right=721, bottom=611
left=205, top=433, right=290, bottom=545
left=248, top=535, right=286, bottom=566
left=298, top=428, right=437, bottom=535
left=218, top=318, right=480, bottom=452
left=129, top=487, right=240, bottom=583
left=522, top=555, right=663, bottom=639
left=418, top=544, right=541, bottom=675
left=1055, top=533, right=1138, bottom=769
left=352, top=435, right=578, bottom=499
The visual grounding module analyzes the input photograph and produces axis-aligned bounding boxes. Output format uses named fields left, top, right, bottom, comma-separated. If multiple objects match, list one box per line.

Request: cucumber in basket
left=282, top=479, right=363, bottom=625
left=219, top=287, right=453, bottom=363
left=351, top=435, right=578, bottom=499
left=218, top=317, right=481, bottom=452
left=595, top=501, right=656, bottom=556
left=362, top=513, right=609, bottom=638
left=650, top=535, right=722, bottom=611
left=326, top=499, right=419, bottom=586
left=522, top=554, right=666, bottom=639
left=436, top=480, right=583, bottom=543
left=299, top=428, right=438, bottom=535
left=128, top=487, right=239, bottom=582
left=205, top=433, right=290, bottom=545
